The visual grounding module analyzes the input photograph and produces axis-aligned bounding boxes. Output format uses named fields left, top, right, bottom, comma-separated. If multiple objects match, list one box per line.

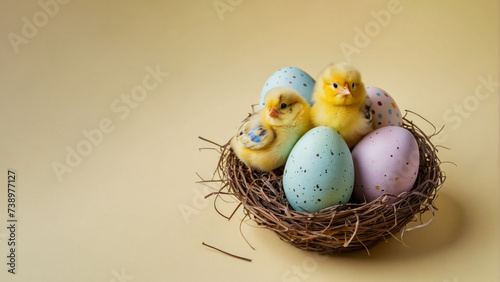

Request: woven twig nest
left=204, top=111, right=445, bottom=253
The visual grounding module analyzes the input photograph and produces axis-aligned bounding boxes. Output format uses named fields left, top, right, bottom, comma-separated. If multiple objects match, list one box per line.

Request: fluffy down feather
left=311, top=62, right=373, bottom=148
left=231, top=87, right=312, bottom=173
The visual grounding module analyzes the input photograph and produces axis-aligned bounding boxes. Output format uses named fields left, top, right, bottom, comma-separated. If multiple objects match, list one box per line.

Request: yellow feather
left=231, top=87, right=312, bottom=172
left=311, top=63, right=373, bottom=148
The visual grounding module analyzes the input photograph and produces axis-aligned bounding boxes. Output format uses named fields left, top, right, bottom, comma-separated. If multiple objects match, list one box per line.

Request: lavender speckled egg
left=283, top=126, right=354, bottom=213
left=366, top=86, right=403, bottom=129
left=259, top=67, right=315, bottom=109
left=352, top=126, right=419, bottom=203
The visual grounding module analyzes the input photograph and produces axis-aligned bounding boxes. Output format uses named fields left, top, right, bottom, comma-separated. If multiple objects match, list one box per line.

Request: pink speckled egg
left=366, top=86, right=403, bottom=129
left=351, top=126, right=419, bottom=203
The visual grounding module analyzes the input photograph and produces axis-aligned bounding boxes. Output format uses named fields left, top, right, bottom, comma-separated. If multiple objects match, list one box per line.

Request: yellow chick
left=311, top=62, right=373, bottom=148
left=231, top=87, right=312, bottom=176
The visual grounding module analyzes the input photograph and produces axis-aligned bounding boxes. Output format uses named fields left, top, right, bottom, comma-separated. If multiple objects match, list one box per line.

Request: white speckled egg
left=283, top=126, right=354, bottom=213
left=352, top=126, right=419, bottom=203
left=259, top=67, right=315, bottom=109
left=366, top=86, right=403, bottom=129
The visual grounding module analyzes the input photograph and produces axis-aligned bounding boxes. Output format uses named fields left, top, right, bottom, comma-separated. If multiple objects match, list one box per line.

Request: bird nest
left=202, top=111, right=445, bottom=254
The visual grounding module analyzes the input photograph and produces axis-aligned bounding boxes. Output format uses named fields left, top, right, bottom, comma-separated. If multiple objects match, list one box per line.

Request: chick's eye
left=332, top=83, right=338, bottom=88
left=351, top=83, right=355, bottom=89
left=280, top=103, right=287, bottom=109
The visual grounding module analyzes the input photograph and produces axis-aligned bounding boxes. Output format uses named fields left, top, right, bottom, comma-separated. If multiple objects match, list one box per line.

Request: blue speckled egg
left=283, top=126, right=355, bottom=213
left=259, top=67, right=315, bottom=109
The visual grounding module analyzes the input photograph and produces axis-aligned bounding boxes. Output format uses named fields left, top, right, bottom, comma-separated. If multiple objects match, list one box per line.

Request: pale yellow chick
left=311, top=63, right=373, bottom=148
left=231, top=87, right=312, bottom=175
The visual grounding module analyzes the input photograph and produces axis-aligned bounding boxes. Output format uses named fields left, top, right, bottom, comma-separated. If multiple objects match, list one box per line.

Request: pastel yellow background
left=0, top=0, right=498, bottom=281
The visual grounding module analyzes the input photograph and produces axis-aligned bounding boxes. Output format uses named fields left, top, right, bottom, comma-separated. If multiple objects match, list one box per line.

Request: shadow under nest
left=202, top=111, right=446, bottom=254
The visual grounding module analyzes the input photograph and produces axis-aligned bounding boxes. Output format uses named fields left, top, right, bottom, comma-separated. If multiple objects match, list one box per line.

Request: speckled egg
left=366, top=86, right=403, bottom=129
left=259, top=67, right=315, bottom=109
left=352, top=126, right=419, bottom=203
left=283, top=126, right=354, bottom=213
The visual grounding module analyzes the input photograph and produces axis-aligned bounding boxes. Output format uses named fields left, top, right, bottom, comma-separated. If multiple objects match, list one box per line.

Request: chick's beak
left=268, top=107, right=280, bottom=118
left=338, top=84, right=351, bottom=97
